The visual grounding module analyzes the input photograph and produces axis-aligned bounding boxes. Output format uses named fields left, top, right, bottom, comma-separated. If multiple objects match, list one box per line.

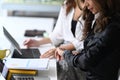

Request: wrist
left=59, top=47, right=66, bottom=51
left=37, top=40, right=42, bottom=46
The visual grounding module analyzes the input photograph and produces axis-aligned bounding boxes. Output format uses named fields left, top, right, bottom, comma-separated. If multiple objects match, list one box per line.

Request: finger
left=24, top=39, right=30, bottom=45
left=56, top=54, right=59, bottom=61
left=41, top=49, right=55, bottom=58
left=57, top=48, right=64, bottom=56
left=72, top=51, right=79, bottom=55
left=40, top=54, right=49, bottom=58
left=24, top=40, right=32, bottom=47
left=55, top=52, right=60, bottom=61
left=49, top=55, right=55, bottom=59
left=55, top=49, right=58, bottom=58
left=58, top=54, right=62, bottom=60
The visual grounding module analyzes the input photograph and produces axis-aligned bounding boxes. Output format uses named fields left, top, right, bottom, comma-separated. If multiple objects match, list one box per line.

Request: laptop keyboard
left=21, top=49, right=40, bottom=58
left=13, top=49, right=40, bottom=58
left=15, top=76, right=34, bottom=80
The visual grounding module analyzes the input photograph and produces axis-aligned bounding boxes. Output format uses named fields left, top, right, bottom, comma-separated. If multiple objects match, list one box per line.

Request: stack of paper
left=5, top=58, right=49, bottom=70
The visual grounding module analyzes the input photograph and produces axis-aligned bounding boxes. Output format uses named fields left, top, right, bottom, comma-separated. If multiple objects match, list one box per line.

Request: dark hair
left=82, top=0, right=120, bottom=40
left=82, top=7, right=94, bottom=40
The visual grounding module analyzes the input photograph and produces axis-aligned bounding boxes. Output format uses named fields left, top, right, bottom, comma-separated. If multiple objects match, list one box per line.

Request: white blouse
left=49, top=4, right=84, bottom=51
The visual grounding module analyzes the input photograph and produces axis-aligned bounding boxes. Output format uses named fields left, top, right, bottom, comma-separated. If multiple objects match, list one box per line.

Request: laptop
left=3, top=27, right=41, bottom=58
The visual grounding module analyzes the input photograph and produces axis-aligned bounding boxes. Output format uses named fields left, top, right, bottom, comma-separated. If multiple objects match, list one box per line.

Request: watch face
left=0, top=73, right=5, bottom=80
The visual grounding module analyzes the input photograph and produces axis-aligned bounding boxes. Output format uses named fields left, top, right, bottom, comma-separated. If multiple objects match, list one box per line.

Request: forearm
left=59, top=43, right=75, bottom=50
left=38, top=38, right=52, bottom=45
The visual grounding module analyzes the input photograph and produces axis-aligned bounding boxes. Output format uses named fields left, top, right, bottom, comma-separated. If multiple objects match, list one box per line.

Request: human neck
left=73, top=6, right=82, bottom=20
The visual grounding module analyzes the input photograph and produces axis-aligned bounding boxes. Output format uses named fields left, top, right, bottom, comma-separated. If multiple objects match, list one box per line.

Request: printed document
left=5, top=58, right=49, bottom=70
left=0, top=73, right=6, bottom=80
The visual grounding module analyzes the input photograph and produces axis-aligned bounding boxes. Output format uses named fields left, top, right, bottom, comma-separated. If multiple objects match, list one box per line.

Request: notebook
left=5, top=58, right=49, bottom=70
left=3, top=27, right=40, bottom=58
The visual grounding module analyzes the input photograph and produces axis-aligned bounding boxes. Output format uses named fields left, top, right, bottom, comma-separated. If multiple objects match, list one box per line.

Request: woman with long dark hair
left=55, top=0, right=120, bottom=80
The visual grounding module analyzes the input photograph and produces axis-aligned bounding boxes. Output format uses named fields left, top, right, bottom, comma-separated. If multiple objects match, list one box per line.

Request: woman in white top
left=24, top=0, right=85, bottom=59
left=24, top=0, right=85, bottom=80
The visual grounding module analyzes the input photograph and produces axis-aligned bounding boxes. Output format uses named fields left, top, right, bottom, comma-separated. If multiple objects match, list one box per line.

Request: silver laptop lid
left=3, top=27, right=22, bottom=55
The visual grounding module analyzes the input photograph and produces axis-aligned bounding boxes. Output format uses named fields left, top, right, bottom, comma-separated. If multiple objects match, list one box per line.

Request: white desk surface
left=0, top=16, right=57, bottom=80
left=0, top=16, right=55, bottom=49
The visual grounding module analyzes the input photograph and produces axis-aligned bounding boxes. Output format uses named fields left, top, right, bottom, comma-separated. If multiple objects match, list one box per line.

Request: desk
left=0, top=16, right=57, bottom=80
left=37, top=59, right=57, bottom=80
left=0, top=16, right=55, bottom=49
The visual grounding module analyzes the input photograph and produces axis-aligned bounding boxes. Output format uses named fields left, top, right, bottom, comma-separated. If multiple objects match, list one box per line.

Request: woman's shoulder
left=108, top=13, right=120, bottom=25
left=61, top=1, right=68, bottom=11
left=60, top=4, right=74, bottom=17
left=106, top=14, right=120, bottom=31
left=61, top=0, right=67, bottom=8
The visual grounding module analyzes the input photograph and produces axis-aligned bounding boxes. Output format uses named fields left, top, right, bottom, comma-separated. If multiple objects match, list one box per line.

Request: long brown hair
left=82, top=7, right=94, bottom=40
left=65, top=0, right=76, bottom=15
left=82, top=0, right=120, bottom=40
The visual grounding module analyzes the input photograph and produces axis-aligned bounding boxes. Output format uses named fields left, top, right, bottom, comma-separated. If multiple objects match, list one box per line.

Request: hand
left=40, top=48, right=56, bottom=59
left=72, top=50, right=79, bottom=55
left=59, top=43, right=75, bottom=50
left=55, top=47, right=64, bottom=61
left=23, top=39, right=40, bottom=48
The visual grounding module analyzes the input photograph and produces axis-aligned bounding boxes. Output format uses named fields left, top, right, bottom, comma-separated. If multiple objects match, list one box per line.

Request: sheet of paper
left=0, top=73, right=6, bottom=80
left=2, top=65, right=8, bottom=78
left=5, top=58, right=49, bottom=70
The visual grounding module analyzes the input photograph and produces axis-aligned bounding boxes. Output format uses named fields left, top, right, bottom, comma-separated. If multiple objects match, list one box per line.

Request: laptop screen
left=3, top=27, right=22, bottom=55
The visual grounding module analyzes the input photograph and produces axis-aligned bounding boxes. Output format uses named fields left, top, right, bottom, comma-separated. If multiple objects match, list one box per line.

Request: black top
left=71, top=20, right=77, bottom=37
left=63, top=14, right=120, bottom=80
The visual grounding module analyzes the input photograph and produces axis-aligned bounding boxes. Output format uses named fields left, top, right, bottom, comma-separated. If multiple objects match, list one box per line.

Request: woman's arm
left=59, top=43, right=75, bottom=50
left=49, top=6, right=66, bottom=46
left=24, top=37, right=52, bottom=47
left=61, top=23, right=120, bottom=70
